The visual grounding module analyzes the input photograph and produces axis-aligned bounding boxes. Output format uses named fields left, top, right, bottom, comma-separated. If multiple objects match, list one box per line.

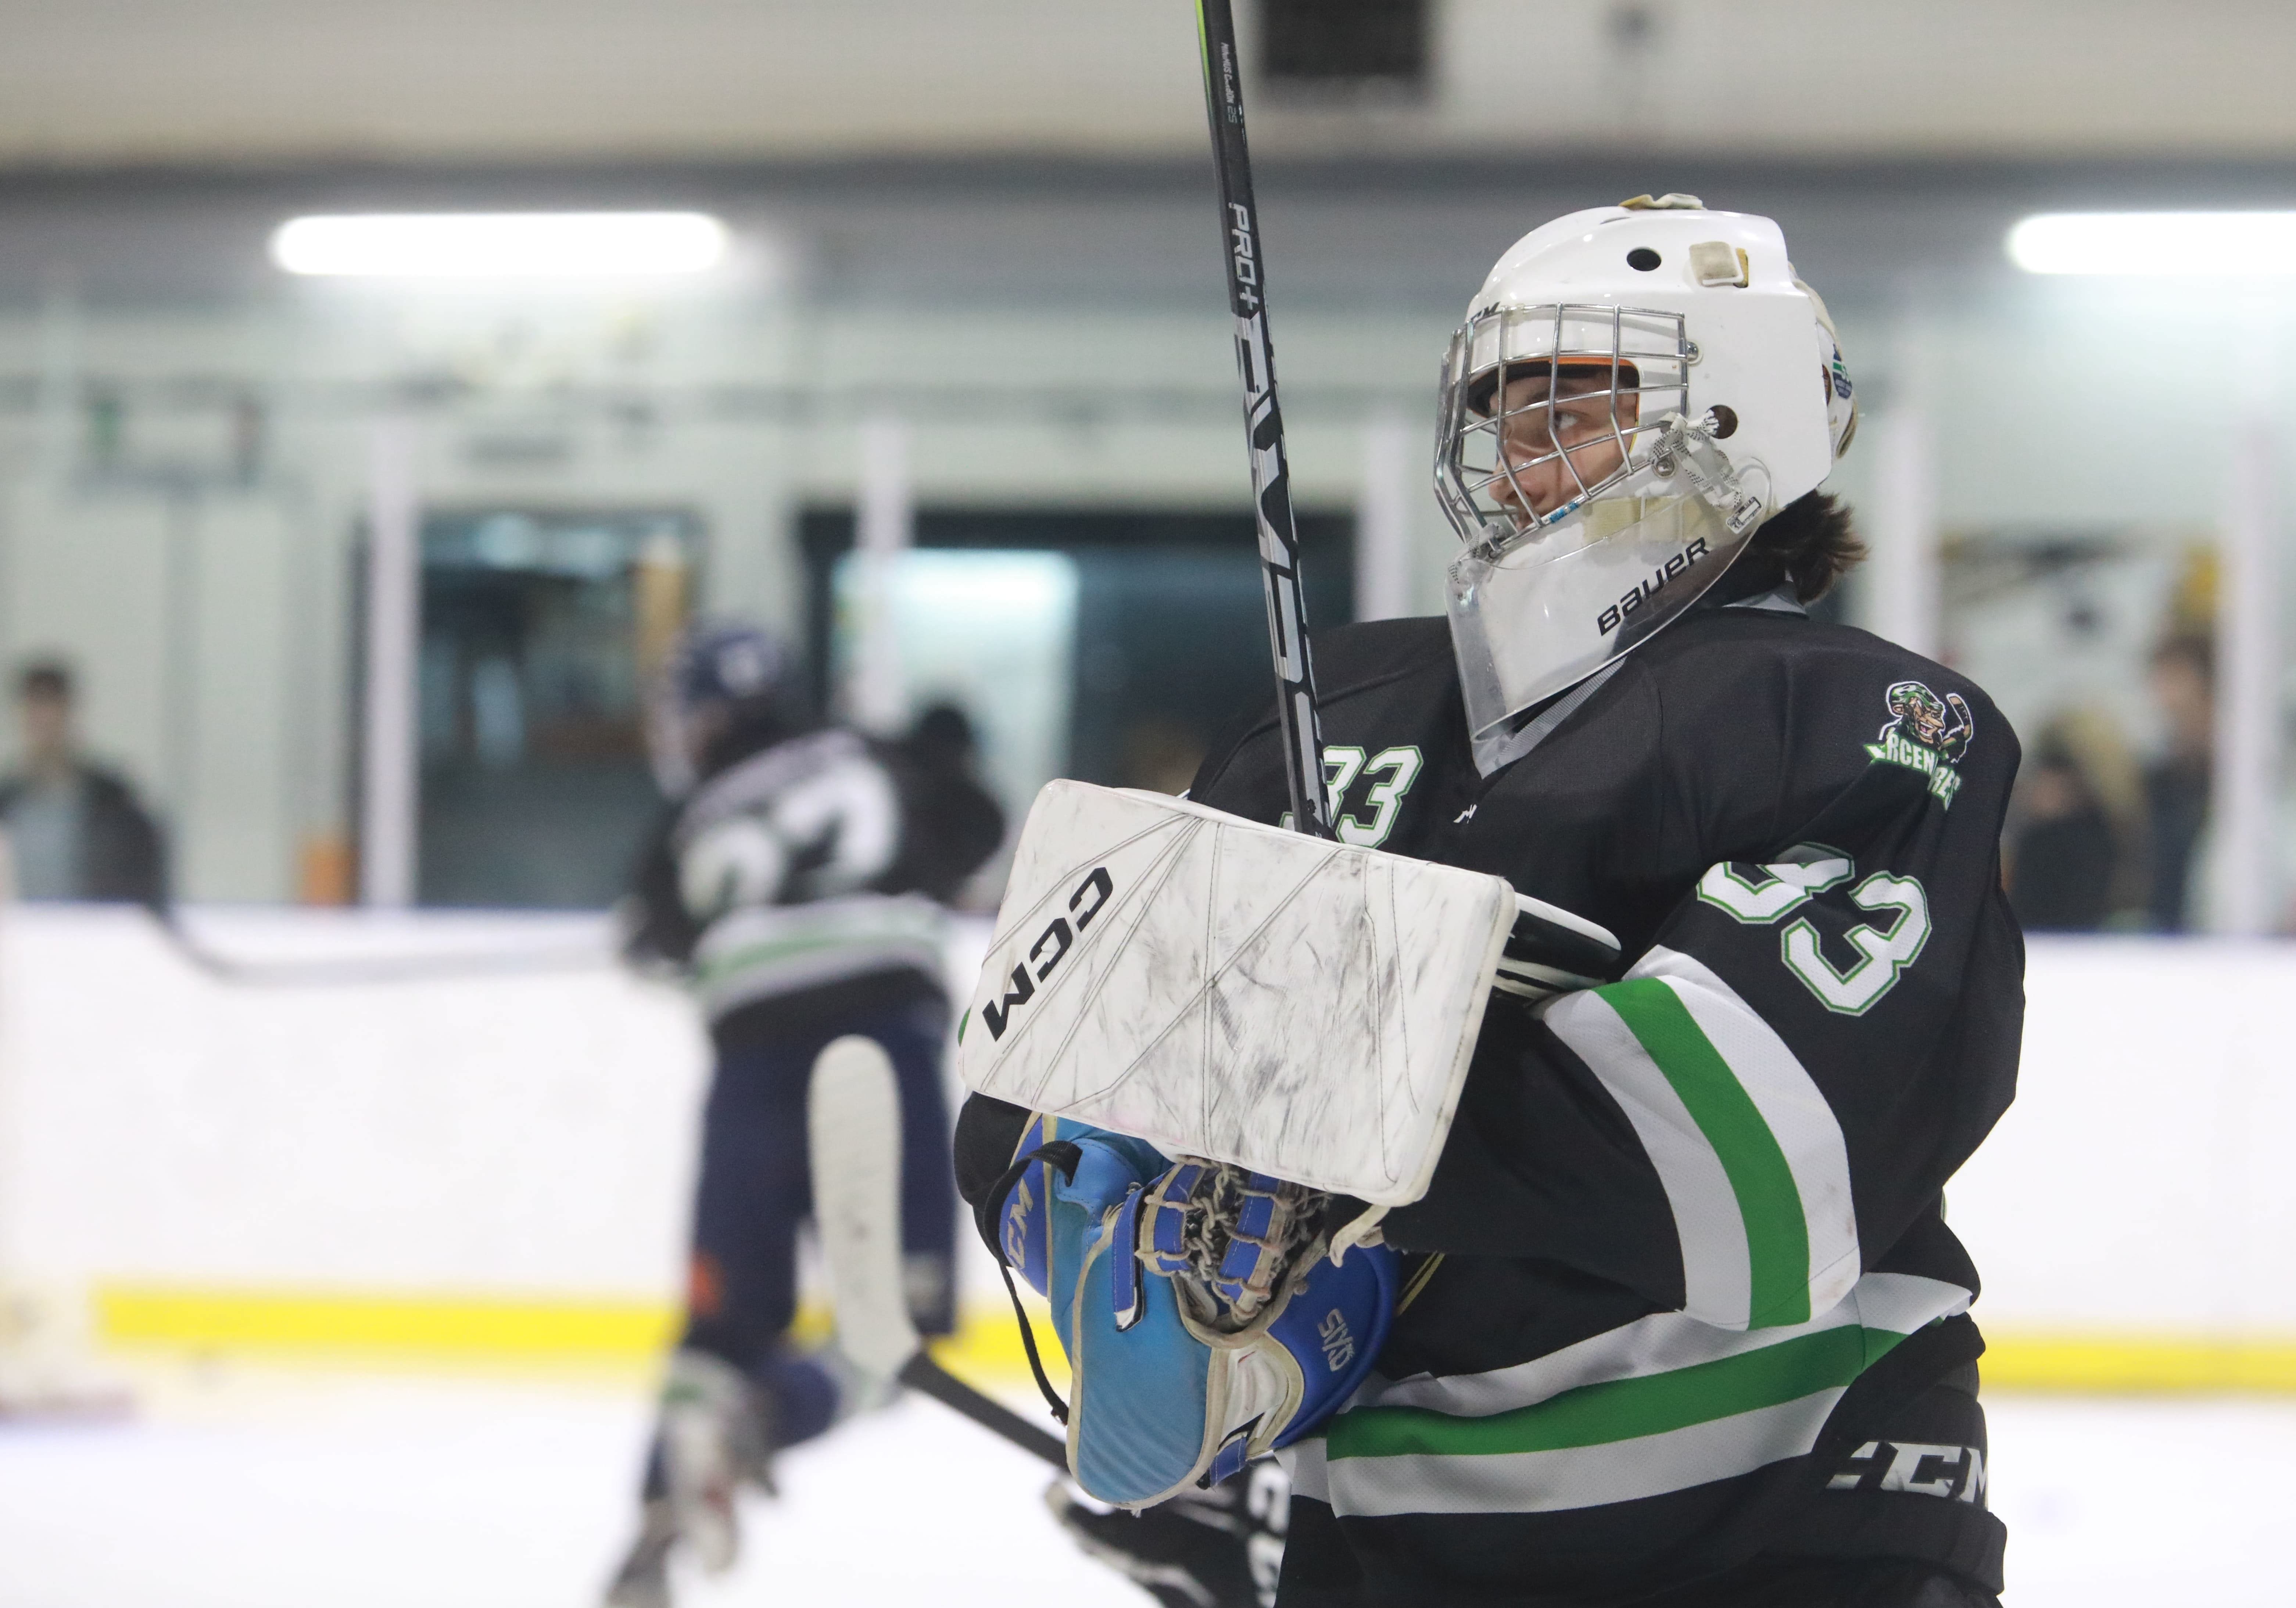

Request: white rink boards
left=0, top=911, right=2292, bottom=1600
left=3, top=911, right=2292, bottom=1341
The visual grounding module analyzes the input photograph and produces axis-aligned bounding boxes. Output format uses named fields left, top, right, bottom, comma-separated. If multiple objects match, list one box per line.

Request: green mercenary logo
left=1865, top=680, right=1973, bottom=807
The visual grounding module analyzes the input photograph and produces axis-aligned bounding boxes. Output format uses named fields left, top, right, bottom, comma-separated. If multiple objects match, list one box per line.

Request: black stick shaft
left=1196, top=0, right=1332, bottom=838
left=898, top=1352, right=1068, bottom=1470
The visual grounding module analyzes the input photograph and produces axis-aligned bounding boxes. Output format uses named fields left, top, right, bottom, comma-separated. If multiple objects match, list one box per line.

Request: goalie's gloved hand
left=1491, top=890, right=1623, bottom=1005
left=983, top=1116, right=1397, bottom=1507
left=1140, top=1160, right=1331, bottom=1336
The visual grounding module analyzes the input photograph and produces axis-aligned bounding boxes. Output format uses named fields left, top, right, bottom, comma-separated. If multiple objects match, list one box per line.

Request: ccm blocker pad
left=956, top=781, right=1534, bottom=1207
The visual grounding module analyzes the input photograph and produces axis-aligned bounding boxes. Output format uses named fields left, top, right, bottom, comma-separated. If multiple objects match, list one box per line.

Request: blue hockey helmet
left=648, top=621, right=800, bottom=794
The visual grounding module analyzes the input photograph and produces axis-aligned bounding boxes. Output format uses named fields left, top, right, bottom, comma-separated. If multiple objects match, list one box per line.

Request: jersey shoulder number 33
left=1695, top=843, right=1931, bottom=1015
left=1323, top=744, right=1423, bottom=848
left=1279, top=745, right=1426, bottom=845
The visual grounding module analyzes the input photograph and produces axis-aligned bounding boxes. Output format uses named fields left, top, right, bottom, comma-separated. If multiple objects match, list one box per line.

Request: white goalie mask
left=1436, top=197, right=1859, bottom=768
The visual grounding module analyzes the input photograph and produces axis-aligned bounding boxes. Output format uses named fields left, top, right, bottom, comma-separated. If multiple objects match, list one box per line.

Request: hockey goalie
left=954, top=199, right=2019, bottom=1608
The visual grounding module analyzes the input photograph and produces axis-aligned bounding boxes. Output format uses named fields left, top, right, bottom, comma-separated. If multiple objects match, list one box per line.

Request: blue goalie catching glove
left=979, top=1115, right=1397, bottom=1508
left=1138, top=1160, right=1329, bottom=1334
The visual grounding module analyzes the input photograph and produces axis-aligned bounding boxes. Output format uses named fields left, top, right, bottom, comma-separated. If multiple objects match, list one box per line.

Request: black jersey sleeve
left=1387, top=656, right=2023, bottom=1331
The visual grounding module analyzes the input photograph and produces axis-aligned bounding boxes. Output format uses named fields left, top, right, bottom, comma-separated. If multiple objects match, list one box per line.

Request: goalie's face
left=1486, top=363, right=1640, bottom=524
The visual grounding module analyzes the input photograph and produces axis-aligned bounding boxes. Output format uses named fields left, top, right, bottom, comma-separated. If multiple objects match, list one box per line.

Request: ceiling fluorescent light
left=2008, top=212, right=2296, bottom=277
left=271, top=212, right=728, bottom=279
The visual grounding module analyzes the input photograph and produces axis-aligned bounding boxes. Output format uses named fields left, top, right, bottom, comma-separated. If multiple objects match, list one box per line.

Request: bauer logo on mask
left=1433, top=200, right=1855, bottom=774
left=1595, top=533, right=1711, bottom=637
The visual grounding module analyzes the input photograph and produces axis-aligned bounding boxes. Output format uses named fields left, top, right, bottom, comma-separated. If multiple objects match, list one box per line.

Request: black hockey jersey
left=959, top=593, right=2019, bottom=1604
left=626, top=724, right=1003, bottom=1044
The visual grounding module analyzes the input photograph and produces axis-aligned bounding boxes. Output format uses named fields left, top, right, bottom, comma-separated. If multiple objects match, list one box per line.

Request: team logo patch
left=1865, top=680, right=1972, bottom=808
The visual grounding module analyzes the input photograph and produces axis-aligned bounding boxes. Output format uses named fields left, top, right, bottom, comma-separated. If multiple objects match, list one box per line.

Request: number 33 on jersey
left=1697, top=843, right=1930, bottom=1016
left=1278, top=744, right=1425, bottom=845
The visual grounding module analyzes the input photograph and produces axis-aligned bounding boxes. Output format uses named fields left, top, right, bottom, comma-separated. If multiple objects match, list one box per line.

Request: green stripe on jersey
left=1327, top=1324, right=1906, bottom=1460
left=1602, top=978, right=1813, bottom=1328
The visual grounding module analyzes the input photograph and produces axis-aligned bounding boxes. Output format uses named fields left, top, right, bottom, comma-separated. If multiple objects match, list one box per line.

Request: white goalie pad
left=954, top=780, right=1517, bottom=1206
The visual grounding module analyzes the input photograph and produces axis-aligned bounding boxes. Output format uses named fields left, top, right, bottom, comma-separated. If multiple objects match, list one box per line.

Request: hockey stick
left=152, top=909, right=613, bottom=987
left=807, top=1034, right=1065, bottom=1470
left=808, top=1034, right=1286, bottom=1607
left=1195, top=0, right=1333, bottom=838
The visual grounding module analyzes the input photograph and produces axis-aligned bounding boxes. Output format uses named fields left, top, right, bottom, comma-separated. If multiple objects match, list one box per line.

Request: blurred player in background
left=603, top=622, right=1003, bottom=1608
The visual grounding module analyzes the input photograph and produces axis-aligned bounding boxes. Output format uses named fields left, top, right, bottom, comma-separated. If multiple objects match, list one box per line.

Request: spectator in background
left=0, top=658, right=165, bottom=908
left=2143, top=634, right=2213, bottom=932
left=2006, top=707, right=2145, bottom=932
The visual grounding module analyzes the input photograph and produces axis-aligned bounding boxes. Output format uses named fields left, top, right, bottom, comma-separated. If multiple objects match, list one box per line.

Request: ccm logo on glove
left=982, top=866, right=1115, bottom=1040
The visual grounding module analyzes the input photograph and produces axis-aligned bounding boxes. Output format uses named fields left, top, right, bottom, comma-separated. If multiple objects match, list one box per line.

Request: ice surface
left=1985, top=1395, right=2295, bottom=1605
left=0, top=1360, right=2284, bottom=1606
left=0, top=1360, right=1127, bottom=1608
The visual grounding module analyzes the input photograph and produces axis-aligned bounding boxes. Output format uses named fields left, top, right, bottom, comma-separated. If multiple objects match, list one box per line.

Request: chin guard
left=1446, top=410, right=1766, bottom=755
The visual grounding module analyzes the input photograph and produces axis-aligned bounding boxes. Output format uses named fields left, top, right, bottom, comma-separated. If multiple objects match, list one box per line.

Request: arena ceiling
left=3, top=0, right=2295, bottom=170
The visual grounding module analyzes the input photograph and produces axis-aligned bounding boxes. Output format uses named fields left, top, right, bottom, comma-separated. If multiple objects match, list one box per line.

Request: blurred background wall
left=1, top=0, right=2295, bottom=1378
left=0, top=0, right=2292, bottom=920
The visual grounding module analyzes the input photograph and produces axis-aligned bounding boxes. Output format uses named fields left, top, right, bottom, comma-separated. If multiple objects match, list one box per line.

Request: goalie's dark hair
left=1745, top=489, right=1866, bottom=604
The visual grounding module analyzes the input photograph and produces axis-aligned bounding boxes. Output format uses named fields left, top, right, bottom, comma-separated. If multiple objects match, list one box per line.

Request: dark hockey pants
left=1278, top=1501, right=1999, bottom=1608
left=664, top=1001, right=958, bottom=1461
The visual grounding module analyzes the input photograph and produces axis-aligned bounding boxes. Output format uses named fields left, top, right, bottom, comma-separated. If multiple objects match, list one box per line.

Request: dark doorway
left=413, top=507, right=701, bottom=908
left=798, top=508, right=1354, bottom=793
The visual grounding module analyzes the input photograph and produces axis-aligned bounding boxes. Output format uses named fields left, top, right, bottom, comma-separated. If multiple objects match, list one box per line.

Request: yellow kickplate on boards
left=94, top=1282, right=1063, bottom=1387
left=1980, top=1331, right=2296, bottom=1394
left=96, top=1284, right=679, bottom=1359
left=90, top=1288, right=2296, bottom=1397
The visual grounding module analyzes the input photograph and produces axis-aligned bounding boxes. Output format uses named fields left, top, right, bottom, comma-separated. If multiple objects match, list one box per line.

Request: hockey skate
left=600, top=1499, right=678, bottom=1608
left=602, top=1349, right=774, bottom=1608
